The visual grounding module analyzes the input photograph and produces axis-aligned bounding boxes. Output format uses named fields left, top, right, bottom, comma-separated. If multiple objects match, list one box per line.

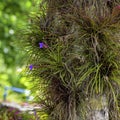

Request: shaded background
left=0, top=0, right=36, bottom=102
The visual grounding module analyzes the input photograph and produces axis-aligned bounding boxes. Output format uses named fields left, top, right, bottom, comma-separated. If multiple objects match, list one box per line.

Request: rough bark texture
left=86, top=96, right=109, bottom=120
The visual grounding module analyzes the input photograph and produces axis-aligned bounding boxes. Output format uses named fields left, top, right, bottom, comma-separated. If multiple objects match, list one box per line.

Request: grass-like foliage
left=20, top=0, right=120, bottom=120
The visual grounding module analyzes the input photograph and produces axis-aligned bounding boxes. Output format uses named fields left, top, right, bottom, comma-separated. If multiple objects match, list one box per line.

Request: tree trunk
left=86, top=95, right=109, bottom=120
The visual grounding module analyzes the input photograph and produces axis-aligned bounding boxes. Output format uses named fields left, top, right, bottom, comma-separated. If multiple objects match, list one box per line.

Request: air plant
left=20, top=0, right=120, bottom=120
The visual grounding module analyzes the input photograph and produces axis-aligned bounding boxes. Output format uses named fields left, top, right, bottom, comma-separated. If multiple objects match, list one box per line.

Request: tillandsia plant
left=20, top=0, right=120, bottom=120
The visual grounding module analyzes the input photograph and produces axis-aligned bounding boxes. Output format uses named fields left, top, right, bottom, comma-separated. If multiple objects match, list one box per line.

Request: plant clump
left=21, top=0, right=120, bottom=120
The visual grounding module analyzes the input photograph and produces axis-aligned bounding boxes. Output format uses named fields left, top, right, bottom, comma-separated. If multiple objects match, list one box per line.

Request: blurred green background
left=0, top=0, right=36, bottom=102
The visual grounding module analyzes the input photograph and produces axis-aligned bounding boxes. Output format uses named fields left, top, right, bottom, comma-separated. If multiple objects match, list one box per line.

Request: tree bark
left=86, top=95, right=109, bottom=120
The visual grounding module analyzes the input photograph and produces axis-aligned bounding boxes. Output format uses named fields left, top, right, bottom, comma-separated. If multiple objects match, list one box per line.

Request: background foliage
left=0, top=0, right=34, bottom=101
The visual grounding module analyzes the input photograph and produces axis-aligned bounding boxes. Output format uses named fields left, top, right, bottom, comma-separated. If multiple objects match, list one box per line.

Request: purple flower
left=29, top=65, right=33, bottom=70
left=39, top=42, right=44, bottom=48
left=39, top=42, right=48, bottom=48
